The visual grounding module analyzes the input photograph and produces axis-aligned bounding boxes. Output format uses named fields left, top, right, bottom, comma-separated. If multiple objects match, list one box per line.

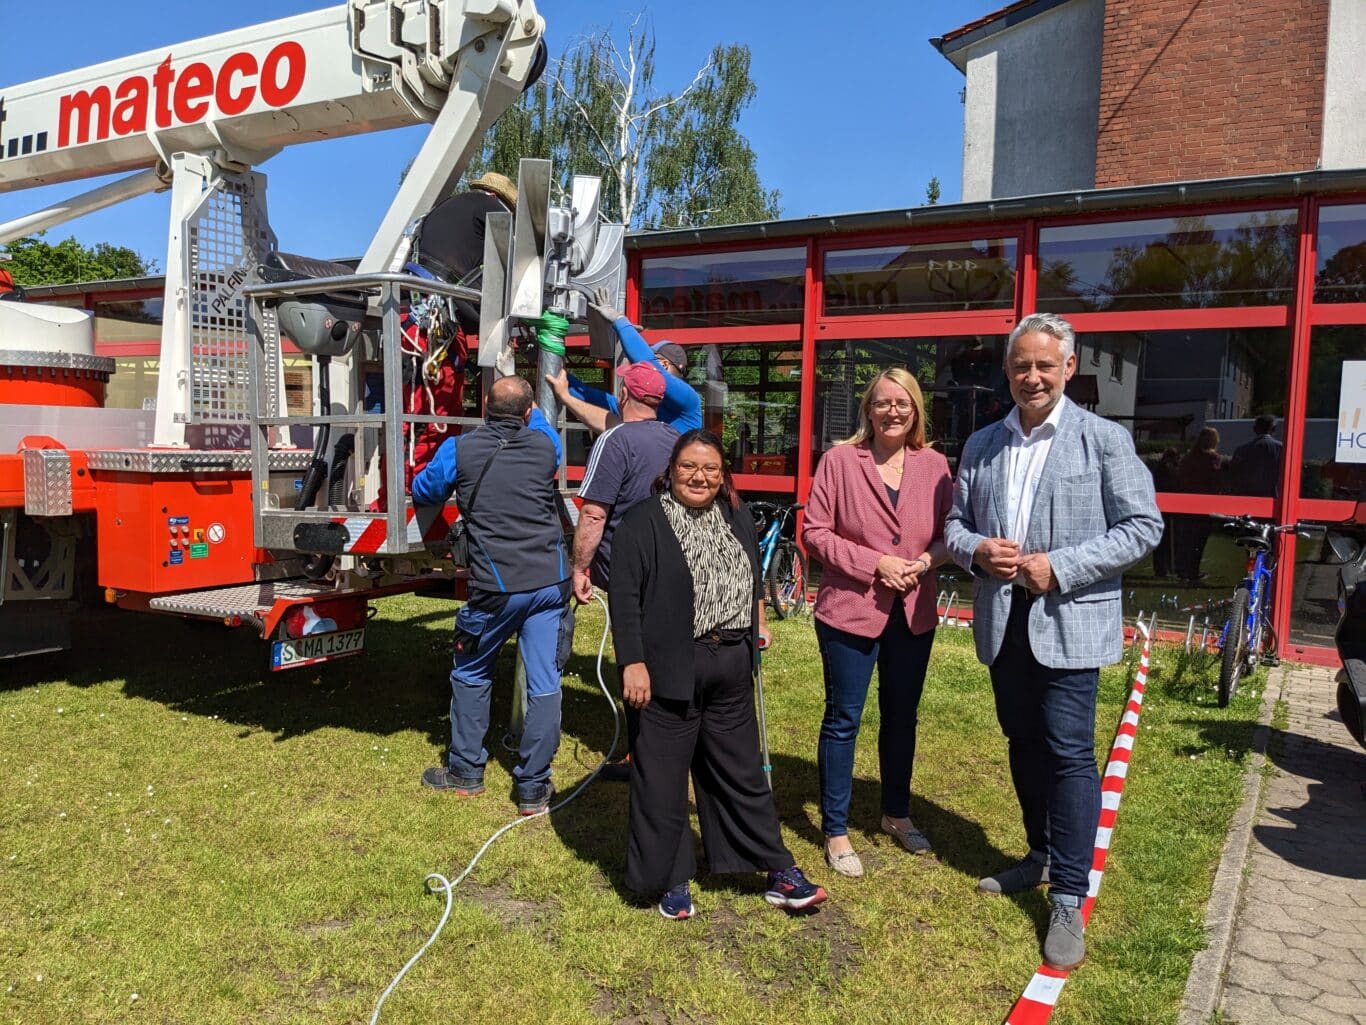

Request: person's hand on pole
left=545, top=367, right=570, bottom=402
left=622, top=662, right=652, bottom=709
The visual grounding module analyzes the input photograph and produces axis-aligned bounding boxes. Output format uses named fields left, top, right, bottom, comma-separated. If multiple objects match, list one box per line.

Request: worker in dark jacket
left=411, top=376, right=571, bottom=816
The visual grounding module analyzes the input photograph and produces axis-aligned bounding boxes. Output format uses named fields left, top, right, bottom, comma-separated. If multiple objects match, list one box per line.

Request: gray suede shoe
left=1042, top=901, right=1085, bottom=970
left=977, top=855, right=1049, bottom=895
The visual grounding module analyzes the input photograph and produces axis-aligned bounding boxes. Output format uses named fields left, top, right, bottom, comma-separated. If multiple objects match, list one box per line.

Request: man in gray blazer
left=945, top=312, right=1161, bottom=970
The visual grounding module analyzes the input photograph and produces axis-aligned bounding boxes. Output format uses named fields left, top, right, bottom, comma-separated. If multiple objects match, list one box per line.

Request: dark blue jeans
left=988, top=594, right=1101, bottom=901
left=816, top=615, right=935, bottom=837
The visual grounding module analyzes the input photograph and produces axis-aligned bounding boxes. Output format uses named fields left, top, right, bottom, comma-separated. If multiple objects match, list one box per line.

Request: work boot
left=516, top=782, right=554, bottom=816
left=1042, top=899, right=1086, bottom=970
left=977, top=854, right=1049, bottom=895
left=421, top=767, right=485, bottom=795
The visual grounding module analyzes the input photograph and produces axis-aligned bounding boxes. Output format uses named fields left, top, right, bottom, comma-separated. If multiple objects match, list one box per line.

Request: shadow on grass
left=546, top=750, right=1014, bottom=909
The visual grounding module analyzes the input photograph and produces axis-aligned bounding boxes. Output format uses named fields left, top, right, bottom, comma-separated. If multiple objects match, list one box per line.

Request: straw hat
left=469, top=171, right=518, bottom=209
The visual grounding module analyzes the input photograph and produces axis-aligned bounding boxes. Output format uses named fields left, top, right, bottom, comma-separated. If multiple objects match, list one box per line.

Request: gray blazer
left=944, top=399, right=1162, bottom=670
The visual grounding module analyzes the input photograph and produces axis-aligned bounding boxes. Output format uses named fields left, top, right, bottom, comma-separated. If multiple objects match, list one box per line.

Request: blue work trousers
left=447, top=582, right=571, bottom=794
left=988, top=593, right=1101, bottom=902
left=815, top=614, right=935, bottom=837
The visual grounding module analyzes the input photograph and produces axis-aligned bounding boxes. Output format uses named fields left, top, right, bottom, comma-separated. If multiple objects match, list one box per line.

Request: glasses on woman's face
left=677, top=460, right=723, bottom=480
left=871, top=399, right=914, bottom=414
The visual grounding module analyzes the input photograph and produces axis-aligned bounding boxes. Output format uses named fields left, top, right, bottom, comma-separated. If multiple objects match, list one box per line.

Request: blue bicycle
left=750, top=501, right=807, bottom=619
left=1217, top=516, right=1294, bottom=706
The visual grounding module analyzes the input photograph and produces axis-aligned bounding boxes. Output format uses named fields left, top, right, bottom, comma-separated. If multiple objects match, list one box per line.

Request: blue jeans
left=447, top=581, right=571, bottom=794
left=816, top=615, right=935, bottom=837
left=988, top=594, right=1101, bottom=901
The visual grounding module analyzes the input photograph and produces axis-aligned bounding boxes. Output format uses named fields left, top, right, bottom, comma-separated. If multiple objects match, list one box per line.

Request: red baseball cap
left=620, top=361, right=666, bottom=405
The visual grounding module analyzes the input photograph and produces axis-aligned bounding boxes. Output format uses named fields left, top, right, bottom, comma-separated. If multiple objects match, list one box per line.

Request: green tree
left=466, top=17, right=779, bottom=230
left=924, top=176, right=941, bottom=206
left=4, top=232, right=154, bottom=286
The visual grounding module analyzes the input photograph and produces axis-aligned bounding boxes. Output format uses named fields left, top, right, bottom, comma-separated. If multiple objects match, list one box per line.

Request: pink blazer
left=802, top=443, right=953, bottom=638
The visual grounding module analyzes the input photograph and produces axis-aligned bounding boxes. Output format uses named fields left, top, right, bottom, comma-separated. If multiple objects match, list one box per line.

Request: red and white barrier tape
left=1002, top=624, right=1151, bottom=1025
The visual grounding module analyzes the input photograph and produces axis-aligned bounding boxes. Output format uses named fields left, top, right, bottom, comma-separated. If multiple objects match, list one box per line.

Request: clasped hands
left=875, top=554, right=929, bottom=593
left=973, top=538, right=1056, bottom=593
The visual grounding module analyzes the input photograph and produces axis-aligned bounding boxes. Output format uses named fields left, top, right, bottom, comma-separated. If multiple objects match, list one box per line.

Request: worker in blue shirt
left=411, top=375, right=572, bottom=816
left=546, top=288, right=702, bottom=434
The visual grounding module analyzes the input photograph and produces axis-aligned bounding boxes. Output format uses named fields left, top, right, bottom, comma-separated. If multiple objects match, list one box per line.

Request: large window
left=639, top=248, right=805, bottom=330
left=1073, top=328, right=1290, bottom=497
left=822, top=238, right=1017, bottom=316
left=683, top=344, right=801, bottom=477
left=1300, top=326, right=1366, bottom=501
left=1037, top=210, right=1298, bottom=312
left=812, top=336, right=1010, bottom=469
left=1314, top=203, right=1366, bottom=304
left=1288, top=514, right=1366, bottom=647
left=94, top=298, right=163, bottom=344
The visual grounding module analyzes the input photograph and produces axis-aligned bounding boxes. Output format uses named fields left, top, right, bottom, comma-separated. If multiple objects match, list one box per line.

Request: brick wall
left=1095, top=0, right=1330, bottom=187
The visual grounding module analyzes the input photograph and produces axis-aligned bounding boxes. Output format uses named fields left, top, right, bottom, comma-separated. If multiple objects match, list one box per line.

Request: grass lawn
left=2, top=595, right=1262, bottom=1024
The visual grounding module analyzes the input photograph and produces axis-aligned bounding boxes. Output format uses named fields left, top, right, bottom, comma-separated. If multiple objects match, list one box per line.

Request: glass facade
left=639, top=247, right=805, bottom=330
left=70, top=189, right=1366, bottom=660
left=1037, top=211, right=1298, bottom=312
left=823, top=238, right=1016, bottom=316
left=1315, top=203, right=1366, bottom=304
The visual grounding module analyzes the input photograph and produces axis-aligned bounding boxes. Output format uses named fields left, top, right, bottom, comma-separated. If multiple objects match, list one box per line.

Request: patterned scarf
left=658, top=491, right=753, bottom=636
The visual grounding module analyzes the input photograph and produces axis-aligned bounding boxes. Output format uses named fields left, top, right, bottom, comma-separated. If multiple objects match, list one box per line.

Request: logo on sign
left=42, top=41, right=307, bottom=152
left=207, top=522, right=226, bottom=544
left=1337, top=361, right=1366, bottom=466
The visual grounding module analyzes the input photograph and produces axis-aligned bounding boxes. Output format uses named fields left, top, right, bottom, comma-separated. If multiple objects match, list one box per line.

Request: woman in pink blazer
left=802, top=368, right=953, bottom=878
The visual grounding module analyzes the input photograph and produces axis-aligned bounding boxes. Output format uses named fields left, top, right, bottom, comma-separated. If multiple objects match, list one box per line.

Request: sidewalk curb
left=1176, top=666, right=1282, bottom=1025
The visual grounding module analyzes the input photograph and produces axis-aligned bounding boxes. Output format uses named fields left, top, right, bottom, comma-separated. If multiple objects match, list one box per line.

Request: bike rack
left=943, top=589, right=962, bottom=628
left=936, top=589, right=949, bottom=625
left=1184, top=614, right=1197, bottom=653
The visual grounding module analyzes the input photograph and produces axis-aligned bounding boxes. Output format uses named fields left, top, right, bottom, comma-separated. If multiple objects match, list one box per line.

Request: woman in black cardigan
left=609, top=429, right=826, bottom=919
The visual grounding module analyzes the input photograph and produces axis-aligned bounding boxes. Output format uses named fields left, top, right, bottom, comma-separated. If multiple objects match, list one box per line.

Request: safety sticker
left=189, top=543, right=209, bottom=559
left=169, top=549, right=184, bottom=565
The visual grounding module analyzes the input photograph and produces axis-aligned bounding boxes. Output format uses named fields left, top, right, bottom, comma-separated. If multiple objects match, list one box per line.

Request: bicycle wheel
left=766, top=539, right=809, bottom=620
left=1218, top=586, right=1251, bottom=708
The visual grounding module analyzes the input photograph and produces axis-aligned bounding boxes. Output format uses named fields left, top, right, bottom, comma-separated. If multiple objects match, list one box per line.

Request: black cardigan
left=608, top=495, right=765, bottom=701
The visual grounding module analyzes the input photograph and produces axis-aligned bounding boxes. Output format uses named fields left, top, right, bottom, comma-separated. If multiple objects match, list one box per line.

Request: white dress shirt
left=1002, top=396, right=1068, bottom=546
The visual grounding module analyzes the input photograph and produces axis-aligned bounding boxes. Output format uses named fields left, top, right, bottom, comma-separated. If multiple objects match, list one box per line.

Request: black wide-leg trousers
left=625, top=638, right=794, bottom=895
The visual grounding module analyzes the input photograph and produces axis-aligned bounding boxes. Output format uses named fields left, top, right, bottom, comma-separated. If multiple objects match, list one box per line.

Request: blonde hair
left=837, top=367, right=928, bottom=450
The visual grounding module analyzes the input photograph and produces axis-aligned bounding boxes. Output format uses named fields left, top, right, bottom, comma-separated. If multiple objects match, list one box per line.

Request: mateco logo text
left=56, top=41, right=306, bottom=148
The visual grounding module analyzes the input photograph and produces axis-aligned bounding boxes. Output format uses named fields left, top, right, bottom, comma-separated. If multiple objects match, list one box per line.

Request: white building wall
left=956, top=0, right=1105, bottom=201
left=1322, top=0, right=1366, bottom=169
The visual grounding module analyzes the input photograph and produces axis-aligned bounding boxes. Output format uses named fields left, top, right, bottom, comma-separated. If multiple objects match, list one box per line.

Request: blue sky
left=0, top=0, right=1004, bottom=271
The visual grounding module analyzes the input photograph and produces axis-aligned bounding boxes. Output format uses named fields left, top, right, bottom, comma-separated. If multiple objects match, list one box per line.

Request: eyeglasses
left=870, top=399, right=915, bottom=414
left=677, top=461, right=723, bottom=480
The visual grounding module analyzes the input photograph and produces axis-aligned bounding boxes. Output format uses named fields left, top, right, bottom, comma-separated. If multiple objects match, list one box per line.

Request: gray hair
left=1006, top=312, right=1075, bottom=364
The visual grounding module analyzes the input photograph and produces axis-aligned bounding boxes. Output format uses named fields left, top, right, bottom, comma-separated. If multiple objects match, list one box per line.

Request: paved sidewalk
left=1218, top=664, right=1366, bottom=1025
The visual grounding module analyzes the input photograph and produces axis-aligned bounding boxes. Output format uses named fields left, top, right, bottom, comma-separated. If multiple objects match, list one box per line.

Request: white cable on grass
left=370, top=591, right=618, bottom=1025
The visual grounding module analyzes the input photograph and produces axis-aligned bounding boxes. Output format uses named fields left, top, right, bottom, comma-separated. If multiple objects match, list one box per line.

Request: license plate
left=271, top=628, right=365, bottom=671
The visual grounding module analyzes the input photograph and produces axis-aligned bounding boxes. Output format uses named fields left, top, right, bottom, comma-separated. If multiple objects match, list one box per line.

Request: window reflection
left=639, top=248, right=805, bottom=330
left=1289, top=514, right=1366, bottom=647
left=1301, top=326, right=1366, bottom=501
left=683, top=344, right=801, bottom=475
left=812, top=337, right=1010, bottom=470
left=822, top=238, right=1017, bottom=315
left=1315, top=203, right=1366, bottom=304
left=94, top=298, right=163, bottom=344
left=1072, top=329, right=1289, bottom=497
left=1037, top=211, right=1298, bottom=312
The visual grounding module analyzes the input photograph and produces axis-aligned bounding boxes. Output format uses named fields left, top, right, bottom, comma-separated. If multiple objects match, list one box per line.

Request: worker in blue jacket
left=411, top=375, right=571, bottom=816
left=546, top=288, right=702, bottom=434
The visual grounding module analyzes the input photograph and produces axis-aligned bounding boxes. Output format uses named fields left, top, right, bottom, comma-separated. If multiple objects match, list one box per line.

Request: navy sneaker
left=764, top=866, right=827, bottom=911
left=516, top=782, right=554, bottom=816
left=421, top=767, right=484, bottom=795
left=658, top=883, right=694, bottom=920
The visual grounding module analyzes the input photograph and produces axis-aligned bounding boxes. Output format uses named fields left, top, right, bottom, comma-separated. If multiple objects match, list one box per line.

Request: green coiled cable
left=529, top=311, right=569, bottom=356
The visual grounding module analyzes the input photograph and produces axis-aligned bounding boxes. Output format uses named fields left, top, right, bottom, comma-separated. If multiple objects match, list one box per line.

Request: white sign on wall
left=1338, top=361, right=1366, bottom=465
